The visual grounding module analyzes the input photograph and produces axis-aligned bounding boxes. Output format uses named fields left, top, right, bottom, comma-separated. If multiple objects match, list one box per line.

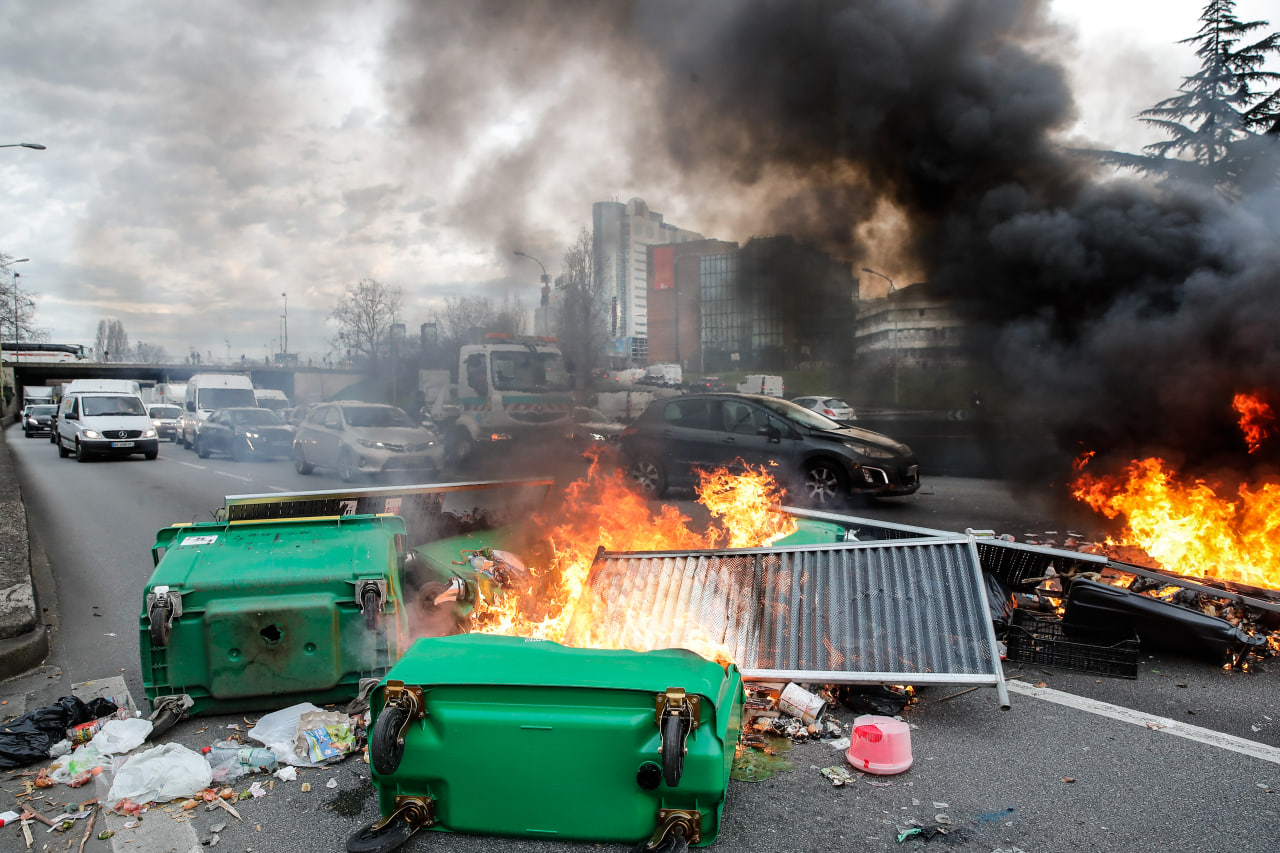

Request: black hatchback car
left=194, top=407, right=295, bottom=460
left=619, top=393, right=919, bottom=505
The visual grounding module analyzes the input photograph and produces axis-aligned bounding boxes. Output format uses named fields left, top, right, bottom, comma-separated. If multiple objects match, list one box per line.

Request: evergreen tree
left=1089, top=1, right=1280, bottom=193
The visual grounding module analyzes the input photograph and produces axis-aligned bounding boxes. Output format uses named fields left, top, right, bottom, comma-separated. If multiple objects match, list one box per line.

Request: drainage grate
left=567, top=537, right=1009, bottom=706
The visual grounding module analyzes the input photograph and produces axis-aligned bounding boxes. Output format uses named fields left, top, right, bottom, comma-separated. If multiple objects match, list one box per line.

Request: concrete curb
left=0, top=423, right=49, bottom=679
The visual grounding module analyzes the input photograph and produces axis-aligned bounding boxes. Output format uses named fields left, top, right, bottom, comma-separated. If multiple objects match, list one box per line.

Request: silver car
left=293, top=401, right=444, bottom=482
left=791, top=395, right=857, bottom=422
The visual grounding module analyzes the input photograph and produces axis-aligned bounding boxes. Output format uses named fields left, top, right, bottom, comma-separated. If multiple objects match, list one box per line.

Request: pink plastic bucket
left=846, top=714, right=912, bottom=775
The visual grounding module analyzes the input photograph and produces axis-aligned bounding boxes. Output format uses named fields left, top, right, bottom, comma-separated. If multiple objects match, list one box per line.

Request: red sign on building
left=652, top=245, right=674, bottom=291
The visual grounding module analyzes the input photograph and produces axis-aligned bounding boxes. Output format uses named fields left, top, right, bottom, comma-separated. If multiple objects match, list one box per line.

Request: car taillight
left=823, top=409, right=834, bottom=415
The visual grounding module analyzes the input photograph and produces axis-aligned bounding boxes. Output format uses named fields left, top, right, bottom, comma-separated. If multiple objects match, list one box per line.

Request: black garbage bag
left=0, top=695, right=118, bottom=770
left=829, top=685, right=911, bottom=716
left=983, top=571, right=1016, bottom=637
left=1064, top=579, right=1268, bottom=665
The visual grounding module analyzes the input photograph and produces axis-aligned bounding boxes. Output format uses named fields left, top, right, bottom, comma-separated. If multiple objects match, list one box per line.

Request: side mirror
left=186, top=402, right=195, bottom=412
left=67, top=412, right=79, bottom=421
left=757, top=425, right=782, bottom=442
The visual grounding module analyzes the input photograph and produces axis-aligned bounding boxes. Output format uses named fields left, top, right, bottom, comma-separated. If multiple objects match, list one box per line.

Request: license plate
left=111, top=441, right=135, bottom=448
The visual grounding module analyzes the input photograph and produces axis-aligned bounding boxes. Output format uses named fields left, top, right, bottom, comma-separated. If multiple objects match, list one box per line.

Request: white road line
left=1007, top=680, right=1280, bottom=765
left=167, top=458, right=207, bottom=470
left=215, top=471, right=254, bottom=482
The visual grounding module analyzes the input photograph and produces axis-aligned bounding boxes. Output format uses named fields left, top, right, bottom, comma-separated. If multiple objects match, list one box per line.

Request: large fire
left=1072, top=392, right=1280, bottom=591
left=469, top=456, right=797, bottom=661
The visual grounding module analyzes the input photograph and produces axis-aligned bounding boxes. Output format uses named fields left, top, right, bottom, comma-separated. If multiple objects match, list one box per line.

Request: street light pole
left=862, top=267, right=899, bottom=405
left=281, top=292, right=288, bottom=356
left=0, top=143, right=46, bottom=150
left=514, top=250, right=551, bottom=333
left=0, top=258, right=31, bottom=414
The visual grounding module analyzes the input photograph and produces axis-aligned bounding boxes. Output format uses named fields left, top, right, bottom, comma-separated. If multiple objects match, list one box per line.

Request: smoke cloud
left=384, top=0, right=1280, bottom=475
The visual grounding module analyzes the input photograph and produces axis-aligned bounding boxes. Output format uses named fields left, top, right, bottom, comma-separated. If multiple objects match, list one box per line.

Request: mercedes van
left=55, top=381, right=158, bottom=462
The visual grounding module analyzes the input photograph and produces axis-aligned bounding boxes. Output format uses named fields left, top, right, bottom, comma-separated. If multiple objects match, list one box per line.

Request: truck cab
left=439, top=336, right=573, bottom=462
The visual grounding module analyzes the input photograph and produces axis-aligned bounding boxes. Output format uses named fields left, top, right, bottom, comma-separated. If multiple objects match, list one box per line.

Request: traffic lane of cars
left=620, top=393, right=918, bottom=507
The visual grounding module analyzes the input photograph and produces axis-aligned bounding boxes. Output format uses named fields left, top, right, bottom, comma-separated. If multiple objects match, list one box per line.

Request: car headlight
left=82, top=430, right=102, bottom=439
left=243, top=431, right=259, bottom=439
left=844, top=441, right=898, bottom=459
left=152, top=419, right=163, bottom=427
left=143, top=429, right=157, bottom=438
left=358, top=439, right=386, bottom=449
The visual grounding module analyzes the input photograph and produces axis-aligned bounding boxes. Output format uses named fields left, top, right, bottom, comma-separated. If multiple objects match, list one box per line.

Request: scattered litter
left=247, top=704, right=326, bottom=767
left=296, top=710, right=357, bottom=763
left=0, top=695, right=119, bottom=771
left=1062, top=776, right=1076, bottom=783
left=88, top=718, right=153, bottom=755
left=98, top=829, right=115, bottom=840
left=325, top=777, right=338, bottom=789
left=210, top=822, right=226, bottom=833
left=123, top=820, right=141, bottom=829
left=896, top=827, right=922, bottom=843
left=301, top=782, right=311, bottom=793
left=274, top=766, right=297, bottom=782
left=107, top=743, right=213, bottom=804
left=819, top=765, right=857, bottom=786
left=249, top=781, right=268, bottom=798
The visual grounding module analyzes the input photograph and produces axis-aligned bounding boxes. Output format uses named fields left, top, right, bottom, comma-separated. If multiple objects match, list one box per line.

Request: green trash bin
left=356, top=634, right=744, bottom=851
left=140, top=514, right=410, bottom=718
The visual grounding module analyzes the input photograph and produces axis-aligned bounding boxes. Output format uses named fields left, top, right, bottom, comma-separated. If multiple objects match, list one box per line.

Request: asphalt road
left=2, top=428, right=1278, bottom=853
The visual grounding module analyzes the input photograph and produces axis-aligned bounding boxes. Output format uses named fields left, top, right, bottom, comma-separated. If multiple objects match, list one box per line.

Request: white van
left=54, top=384, right=158, bottom=462
left=254, top=388, right=291, bottom=411
left=736, top=374, right=785, bottom=397
left=179, top=373, right=258, bottom=448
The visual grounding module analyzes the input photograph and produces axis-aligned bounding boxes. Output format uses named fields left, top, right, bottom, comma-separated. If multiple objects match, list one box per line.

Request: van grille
left=102, top=430, right=142, bottom=439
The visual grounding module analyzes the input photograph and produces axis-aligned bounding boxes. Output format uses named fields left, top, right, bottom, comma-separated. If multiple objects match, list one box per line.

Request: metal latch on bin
left=644, top=808, right=703, bottom=849
left=145, top=586, right=183, bottom=648
left=350, top=579, right=387, bottom=630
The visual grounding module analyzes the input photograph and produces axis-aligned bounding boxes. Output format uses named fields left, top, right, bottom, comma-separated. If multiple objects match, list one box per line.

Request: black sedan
left=194, top=407, right=295, bottom=461
left=618, top=393, right=919, bottom=506
left=22, top=404, right=58, bottom=438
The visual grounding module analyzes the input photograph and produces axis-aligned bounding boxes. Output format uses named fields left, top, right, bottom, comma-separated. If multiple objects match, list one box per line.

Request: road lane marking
left=167, top=459, right=208, bottom=470
left=1007, top=680, right=1280, bottom=765
left=215, top=471, right=254, bottom=482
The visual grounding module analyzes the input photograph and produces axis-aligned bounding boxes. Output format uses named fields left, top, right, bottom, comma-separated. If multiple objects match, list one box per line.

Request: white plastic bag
left=247, top=703, right=324, bottom=767
left=89, top=718, right=152, bottom=755
left=106, top=743, right=212, bottom=803
left=48, top=744, right=105, bottom=784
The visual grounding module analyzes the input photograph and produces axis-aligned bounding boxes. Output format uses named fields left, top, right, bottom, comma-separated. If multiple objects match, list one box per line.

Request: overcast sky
left=1, top=0, right=1275, bottom=364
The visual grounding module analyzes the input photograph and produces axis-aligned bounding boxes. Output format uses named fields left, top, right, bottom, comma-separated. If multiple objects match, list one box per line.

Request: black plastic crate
left=1005, top=609, right=1140, bottom=679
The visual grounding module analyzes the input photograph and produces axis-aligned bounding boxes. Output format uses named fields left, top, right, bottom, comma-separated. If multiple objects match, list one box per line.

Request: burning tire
left=628, top=456, right=668, bottom=497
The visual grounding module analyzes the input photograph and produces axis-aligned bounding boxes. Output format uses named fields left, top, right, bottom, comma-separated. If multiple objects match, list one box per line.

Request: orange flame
left=470, top=456, right=798, bottom=662
left=1233, top=392, right=1275, bottom=454
left=1073, top=454, right=1280, bottom=590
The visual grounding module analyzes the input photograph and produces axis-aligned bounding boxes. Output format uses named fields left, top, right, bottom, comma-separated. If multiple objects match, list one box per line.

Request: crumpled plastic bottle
left=204, top=742, right=278, bottom=783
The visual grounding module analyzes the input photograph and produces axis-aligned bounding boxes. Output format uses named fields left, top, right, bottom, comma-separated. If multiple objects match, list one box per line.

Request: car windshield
left=149, top=406, right=181, bottom=418
left=342, top=406, right=413, bottom=428
left=82, top=395, right=147, bottom=416
left=198, top=388, right=257, bottom=409
left=30, top=405, right=57, bottom=416
left=825, top=398, right=850, bottom=409
left=490, top=350, right=570, bottom=392
left=230, top=409, right=283, bottom=426
left=757, top=397, right=842, bottom=430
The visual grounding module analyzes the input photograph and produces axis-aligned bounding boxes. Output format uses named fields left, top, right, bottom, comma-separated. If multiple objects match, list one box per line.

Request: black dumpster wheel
left=630, top=828, right=690, bottom=853
left=148, top=603, right=172, bottom=648
left=362, top=587, right=381, bottom=631
left=371, top=704, right=410, bottom=776
left=660, top=712, right=686, bottom=787
left=346, top=817, right=416, bottom=853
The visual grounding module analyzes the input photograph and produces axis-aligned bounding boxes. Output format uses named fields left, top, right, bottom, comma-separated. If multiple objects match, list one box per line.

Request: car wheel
left=338, top=450, right=357, bottom=483
left=57, top=435, right=70, bottom=458
left=144, top=447, right=158, bottom=460
left=294, top=445, right=314, bottom=475
left=803, top=460, right=847, bottom=507
left=23, top=428, right=31, bottom=438
left=196, top=436, right=210, bottom=459
left=627, top=456, right=667, bottom=497
left=75, top=441, right=90, bottom=463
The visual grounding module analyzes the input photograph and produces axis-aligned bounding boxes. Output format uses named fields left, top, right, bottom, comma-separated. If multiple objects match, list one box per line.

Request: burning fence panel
left=565, top=538, right=1009, bottom=707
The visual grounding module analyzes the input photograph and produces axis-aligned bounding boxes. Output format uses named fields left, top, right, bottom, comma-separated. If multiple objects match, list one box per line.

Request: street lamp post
left=514, top=250, right=551, bottom=334
left=390, top=323, right=405, bottom=405
left=862, top=267, right=900, bottom=405
left=0, top=258, right=31, bottom=414
left=0, top=143, right=45, bottom=150
left=281, top=292, right=288, bottom=356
